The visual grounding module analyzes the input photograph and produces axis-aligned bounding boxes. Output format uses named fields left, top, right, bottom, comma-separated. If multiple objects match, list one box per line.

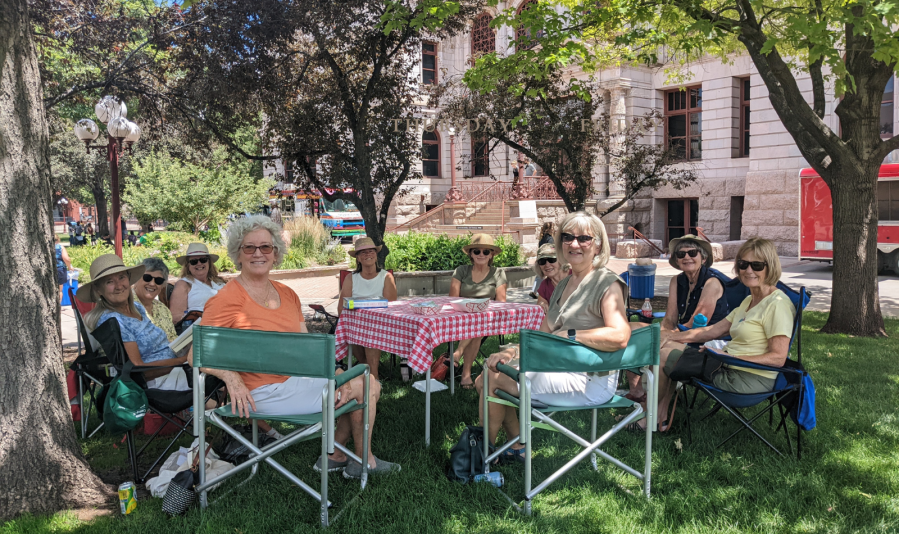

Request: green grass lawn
left=4, top=312, right=899, bottom=533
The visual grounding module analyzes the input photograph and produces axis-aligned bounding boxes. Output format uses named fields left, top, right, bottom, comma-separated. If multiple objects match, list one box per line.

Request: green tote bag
left=103, top=360, right=149, bottom=434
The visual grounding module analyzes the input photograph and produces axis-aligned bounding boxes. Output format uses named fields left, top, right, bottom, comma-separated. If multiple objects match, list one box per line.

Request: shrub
left=383, top=232, right=525, bottom=272
left=282, top=217, right=346, bottom=269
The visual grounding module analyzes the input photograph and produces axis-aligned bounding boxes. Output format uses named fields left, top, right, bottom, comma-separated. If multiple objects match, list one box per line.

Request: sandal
left=495, top=446, right=526, bottom=464
left=460, top=377, right=475, bottom=390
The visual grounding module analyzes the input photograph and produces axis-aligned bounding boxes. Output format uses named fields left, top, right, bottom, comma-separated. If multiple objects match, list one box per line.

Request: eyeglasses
left=188, top=257, right=209, bottom=266
left=561, top=233, right=594, bottom=244
left=537, top=257, right=557, bottom=266
left=241, top=244, right=275, bottom=255
left=736, top=259, right=768, bottom=271
left=675, top=249, right=700, bottom=259
left=471, top=249, right=493, bottom=256
left=142, top=274, right=165, bottom=285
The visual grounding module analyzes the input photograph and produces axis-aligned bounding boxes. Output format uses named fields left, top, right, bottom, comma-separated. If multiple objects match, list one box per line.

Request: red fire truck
left=799, top=163, right=899, bottom=273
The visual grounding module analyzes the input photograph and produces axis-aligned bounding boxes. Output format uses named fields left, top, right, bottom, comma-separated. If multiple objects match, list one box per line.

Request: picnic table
left=335, top=297, right=545, bottom=444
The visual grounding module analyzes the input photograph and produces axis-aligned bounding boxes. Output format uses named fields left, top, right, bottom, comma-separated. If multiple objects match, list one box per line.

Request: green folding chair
left=483, top=323, right=661, bottom=514
left=191, top=326, right=371, bottom=528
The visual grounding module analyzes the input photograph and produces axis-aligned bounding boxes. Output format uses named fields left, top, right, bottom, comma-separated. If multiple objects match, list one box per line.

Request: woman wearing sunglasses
left=169, top=242, right=227, bottom=324
left=624, top=234, right=727, bottom=404
left=533, top=243, right=565, bottom=313
left=133, top=257, right=178, bottom=342
left=634, top=237, right=796, bottom=432
left=448, top=234, right=508, bottom=389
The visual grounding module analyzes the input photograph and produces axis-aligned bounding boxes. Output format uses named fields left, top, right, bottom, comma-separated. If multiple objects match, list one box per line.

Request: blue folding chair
left=620, top=271, right=666, bottom=323
left=680, top=283, right=812, bottom=458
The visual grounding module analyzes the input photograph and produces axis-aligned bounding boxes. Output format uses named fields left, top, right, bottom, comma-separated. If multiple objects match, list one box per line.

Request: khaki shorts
left=665, top=347, right=775, bottom=394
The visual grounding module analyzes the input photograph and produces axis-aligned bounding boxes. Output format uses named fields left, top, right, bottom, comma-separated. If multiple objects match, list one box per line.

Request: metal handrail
left=393, top=202, right=445, bottom=231
left=695, top=227, right=711, bottom=242
left=628, top=226, right=665, bottom=256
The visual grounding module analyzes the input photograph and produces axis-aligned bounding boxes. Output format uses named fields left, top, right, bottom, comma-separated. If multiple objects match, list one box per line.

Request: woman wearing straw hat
left=337, top=237, right=398, bottom=380
left=168, top=243, right=227, bottom=325
left=448, top=234, right=508, bottom=389
left=81, top=254, right=190, bottom=389
left=533, top=244, right=566, bottom=313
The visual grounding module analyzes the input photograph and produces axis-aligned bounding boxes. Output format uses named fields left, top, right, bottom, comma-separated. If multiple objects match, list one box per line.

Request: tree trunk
left=821, top=164, right=887, bottom=336
left=91, top=184, right=109, bottom=236
left=0, top=0, right=112, bottom=520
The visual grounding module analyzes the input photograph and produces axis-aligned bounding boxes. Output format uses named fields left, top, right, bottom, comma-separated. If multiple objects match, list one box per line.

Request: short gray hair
left=141, top=257, right=169, bottom=279
left=226, top=215, right=286, bottom=268
left=674, top=240, right=708, bottom=261
left=554, top=211, right=611, bottom=270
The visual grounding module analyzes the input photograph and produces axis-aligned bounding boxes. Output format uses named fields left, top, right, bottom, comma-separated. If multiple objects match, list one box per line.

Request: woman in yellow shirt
left=639, top=237, right=796, bottom=432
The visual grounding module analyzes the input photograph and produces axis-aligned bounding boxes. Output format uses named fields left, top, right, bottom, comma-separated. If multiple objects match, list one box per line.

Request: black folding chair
left=680, top=284, right=812, bottom=458
left=91, top=319, right=221, bottom=483
left=67, top=289, right=113, bottom=439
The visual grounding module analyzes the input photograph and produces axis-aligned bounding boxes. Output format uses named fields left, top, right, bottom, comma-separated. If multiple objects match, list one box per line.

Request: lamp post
left=445, top=126, right=464, bottom=203
left=73, top=96, right=142, bottom=258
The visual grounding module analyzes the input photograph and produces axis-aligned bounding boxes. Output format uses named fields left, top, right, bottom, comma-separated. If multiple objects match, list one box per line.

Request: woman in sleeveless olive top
left=475, top=213, right=631, bottom=460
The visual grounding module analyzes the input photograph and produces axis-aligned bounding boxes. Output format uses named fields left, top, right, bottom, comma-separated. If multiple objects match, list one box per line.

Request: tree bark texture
left=91, top=184, right=109, bottom=236
left=0, top=0, right=112, bottom=520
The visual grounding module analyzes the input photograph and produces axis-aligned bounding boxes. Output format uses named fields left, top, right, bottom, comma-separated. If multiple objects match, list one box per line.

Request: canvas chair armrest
left=497, top=363, right=519, bottom=381
left=335, top=364, right=368, bottom=388
left=704, top=351, right=802, bottom=375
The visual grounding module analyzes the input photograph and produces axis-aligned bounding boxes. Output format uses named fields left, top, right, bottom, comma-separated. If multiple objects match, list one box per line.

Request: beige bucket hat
left=536, top=243, right=556, bottom=260
left=76, top=254, right=146, bottom=303
left=668, top=234, right=714, bottom=269
left=176, top=242, right=220, bottom=266
left=462, top=234, right=502, bottom=255
left=347, top=237, right=382, bottom=258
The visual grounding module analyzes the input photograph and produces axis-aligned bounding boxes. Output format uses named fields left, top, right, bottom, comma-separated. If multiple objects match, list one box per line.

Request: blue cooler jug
left=627, top=263, right=656, bottom=300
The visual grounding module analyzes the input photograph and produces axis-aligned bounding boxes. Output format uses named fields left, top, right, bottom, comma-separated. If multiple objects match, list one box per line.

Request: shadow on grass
left=3, top=314, right=898, bottom=533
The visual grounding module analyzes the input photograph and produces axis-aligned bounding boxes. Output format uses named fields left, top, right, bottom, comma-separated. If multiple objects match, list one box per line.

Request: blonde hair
left=179, top=259, right=225, bottom=286
left=84, top=275, right=141, bottom=330
left=734, top=237, right=781, bottom=286
left=554, top=211, right=611, bottom=271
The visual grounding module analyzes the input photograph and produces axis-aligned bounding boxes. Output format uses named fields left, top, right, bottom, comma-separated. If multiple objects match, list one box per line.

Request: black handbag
left=667, top=346, right=722, bottom=382
left=447, top=426, right=487, bottom=483
left=161, top=444, right=210, bottom=516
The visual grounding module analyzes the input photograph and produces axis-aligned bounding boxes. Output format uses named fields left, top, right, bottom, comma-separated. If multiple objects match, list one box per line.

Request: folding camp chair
left=91, top=319, right=220, bottom=483
left=191, top=326, right=370, bottom=528
left=67, top=291, right=112, bottom=438
left=680, top=284, right=811, bottom=458
left=483, top=323, right=661, bottom=514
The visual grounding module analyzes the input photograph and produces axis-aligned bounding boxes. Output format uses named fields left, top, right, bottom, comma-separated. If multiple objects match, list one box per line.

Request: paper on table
left=412, top=379, right=448, bottom=393
left=168, top=318, right=199, bottom=354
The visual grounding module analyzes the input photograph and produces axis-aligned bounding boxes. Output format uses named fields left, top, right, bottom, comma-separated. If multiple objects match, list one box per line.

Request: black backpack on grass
left=447, top=426, right=486, bottom=483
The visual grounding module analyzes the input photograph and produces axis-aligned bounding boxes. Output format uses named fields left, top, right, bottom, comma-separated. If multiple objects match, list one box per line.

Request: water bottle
left=641, top=298, right=653, bottom=318
left=692, top=313, right=708, bottom=328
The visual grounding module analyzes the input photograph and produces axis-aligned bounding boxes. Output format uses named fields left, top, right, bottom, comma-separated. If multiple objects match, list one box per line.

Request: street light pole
left=73, top=96, right=141, bottom=259
left=445, top=127, right=464, bottom=203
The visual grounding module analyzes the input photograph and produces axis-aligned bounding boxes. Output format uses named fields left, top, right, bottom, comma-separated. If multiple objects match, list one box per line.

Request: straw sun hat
left=175, top=242, right=220, bottom=266
left=462, top=234, right=502, bottom=255
left=76, top=254, right=146, bottom=303
left=667, top=234, right=714, bottom=270
left=348, top=237, right=383, bottom=258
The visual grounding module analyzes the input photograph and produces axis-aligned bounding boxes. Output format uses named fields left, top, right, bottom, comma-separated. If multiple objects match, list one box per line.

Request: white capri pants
left=251, top=376, right=329, bottom=416
left=524, top=371, right=618, bottom=407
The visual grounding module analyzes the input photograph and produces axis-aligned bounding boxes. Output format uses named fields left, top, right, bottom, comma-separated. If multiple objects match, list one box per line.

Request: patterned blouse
left=135, top=292, right=178, bottom=342
left=97, top=302, right=175, bottom=364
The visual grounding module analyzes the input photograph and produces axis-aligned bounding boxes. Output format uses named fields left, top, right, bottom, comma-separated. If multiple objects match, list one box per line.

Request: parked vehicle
left=799, top=163, right=899, bottom=273
left=320, top=197, right=365, bottom=238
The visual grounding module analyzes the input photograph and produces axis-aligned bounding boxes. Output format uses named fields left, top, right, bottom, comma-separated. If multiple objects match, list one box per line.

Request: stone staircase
left=431, top=205, right=508, bottom=238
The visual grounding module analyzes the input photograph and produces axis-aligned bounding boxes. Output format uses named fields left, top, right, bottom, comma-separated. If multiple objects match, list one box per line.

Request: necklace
left=240, top=277, right=274, bottom=308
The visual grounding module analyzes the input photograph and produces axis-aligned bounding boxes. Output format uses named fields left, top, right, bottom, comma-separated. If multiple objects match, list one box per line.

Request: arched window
left=471, top=12, right=495, bottom=57
left=422, top=130, right=440, bottom=177
left=516, top=0, right=544, bottom=48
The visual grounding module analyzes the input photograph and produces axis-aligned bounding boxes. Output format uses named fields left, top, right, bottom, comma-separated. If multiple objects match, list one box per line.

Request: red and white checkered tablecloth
left=335, top=297, right=545, bottom=374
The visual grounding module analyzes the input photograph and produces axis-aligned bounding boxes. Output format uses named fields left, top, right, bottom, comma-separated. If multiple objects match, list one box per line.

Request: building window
left=472, top=136, right=489, bottom=176
left=666, top=199, right=698, bottom=243
left=878, top=180, right=899, bottom=221
left=471, top=13, right=495, bottom=57
left=882, top=76, right=894, bottom=139
left=515, top=0, right=544, bottom=48
left=422, top=130, right=440, bottom=177
left=422, top=42, right=437, bottom=85
left=665, top=86, right=702, bottom=160
left=740, top=78, right=750, bottom=157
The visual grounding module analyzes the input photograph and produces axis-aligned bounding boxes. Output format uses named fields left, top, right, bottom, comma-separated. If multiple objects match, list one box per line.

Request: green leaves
left=383, top=233, right=524, bottom=272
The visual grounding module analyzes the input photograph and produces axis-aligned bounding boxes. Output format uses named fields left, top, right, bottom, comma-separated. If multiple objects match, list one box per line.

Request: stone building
left=266, top=2, right=899, bottom=256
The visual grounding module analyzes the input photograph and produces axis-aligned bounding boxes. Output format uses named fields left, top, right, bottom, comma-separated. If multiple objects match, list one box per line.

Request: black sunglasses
left=188, top=257, right=209, bottom=266
left=241, top=244, right=275, bottom=255
left=537, top=257, right=557, bottom=266
left=471, top=249, right=493, bottom=256
left=561, top=233, right=594, bottom=244
left=675, top=249, right=700, bottom=259
left=142, top=274, right=165, bottom=285
left=737, top=259, right=768, bottom=271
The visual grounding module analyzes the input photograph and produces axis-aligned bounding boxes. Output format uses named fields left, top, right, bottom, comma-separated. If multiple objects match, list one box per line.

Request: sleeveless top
left=351, top=270, right=388, bottom=300
left=55, top=244, right=65, bottom=269
left=675, top=265, right=729, bottom=325
left=182, top=277, right=225, bottom=312
left=546, top=267, right=626, bottom=332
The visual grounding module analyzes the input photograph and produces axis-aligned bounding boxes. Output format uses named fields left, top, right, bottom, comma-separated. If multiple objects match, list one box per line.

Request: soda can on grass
left=118, top=482, right=137, bottom=515
left=473, top=471, right=504, bottom=488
